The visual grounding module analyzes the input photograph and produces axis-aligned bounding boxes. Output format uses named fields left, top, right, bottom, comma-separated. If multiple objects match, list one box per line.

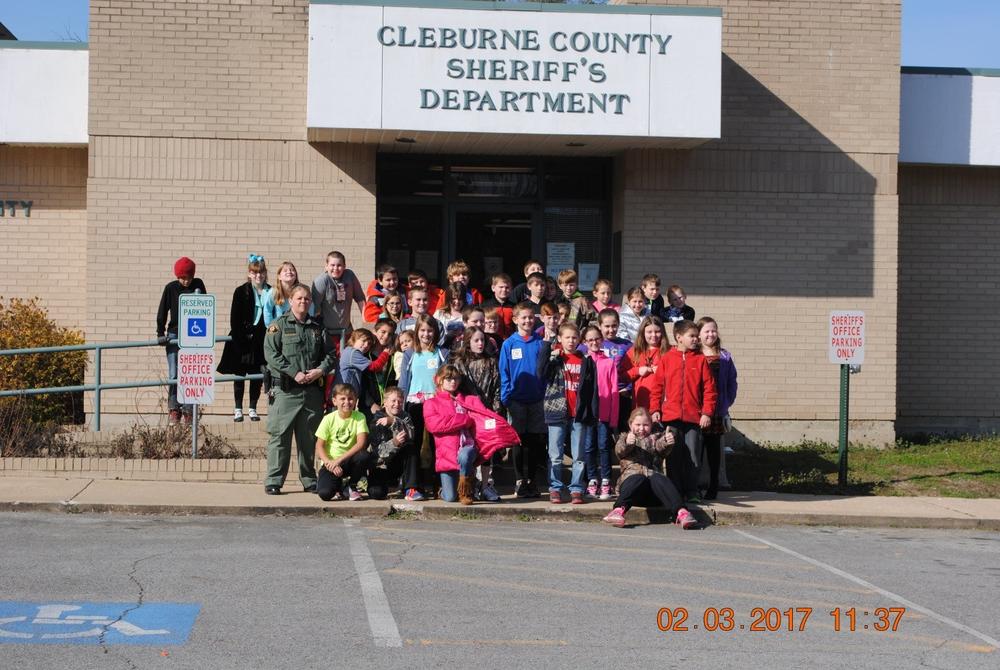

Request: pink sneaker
left=602, top=507, right=627, bottom=527
left=586, top=480, right=599, bottom=499
left=676, top=508, right=697, bottom=530
left=599, top=481, right=614, bottom=501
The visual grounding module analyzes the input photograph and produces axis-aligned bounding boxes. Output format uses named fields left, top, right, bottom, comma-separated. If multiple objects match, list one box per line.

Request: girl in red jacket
left=649, top=320, right=718, bottom=502
left=622, top=316, right=670, bottom=414
left=423, top=364, right=518, bottom=504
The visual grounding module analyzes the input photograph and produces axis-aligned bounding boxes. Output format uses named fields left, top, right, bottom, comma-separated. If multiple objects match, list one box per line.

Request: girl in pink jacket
left=581, top=325, right=621, bottom=500
left=423, top=364, right=519, bottom=504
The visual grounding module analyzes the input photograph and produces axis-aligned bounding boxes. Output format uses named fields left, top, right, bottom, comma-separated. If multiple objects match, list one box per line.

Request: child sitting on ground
left=314, top=384, right=373, bottom=502
left=366, top=386, right=416, bottom=500
left=602, top=408, right=697, bottom=529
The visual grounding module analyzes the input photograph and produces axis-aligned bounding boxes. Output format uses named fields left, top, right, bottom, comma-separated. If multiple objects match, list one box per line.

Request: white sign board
left=829, top=311, right=865, bottom=365
left=308, top=1, right=721, bottom=140
left=546, top=242, right=575, bottom=273
left=177, top=349, right=216, bottom=405
left=179, top=294, right=216, bottom=348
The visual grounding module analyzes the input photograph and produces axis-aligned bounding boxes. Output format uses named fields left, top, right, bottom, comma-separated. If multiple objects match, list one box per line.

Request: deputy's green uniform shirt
left=315, top=410, right=368, bottom=461
left=264, top=311, right=337, bottom=381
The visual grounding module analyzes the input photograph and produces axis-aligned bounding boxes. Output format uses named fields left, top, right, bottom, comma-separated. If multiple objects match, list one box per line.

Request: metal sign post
left=829, top=311, right=865, bottom=490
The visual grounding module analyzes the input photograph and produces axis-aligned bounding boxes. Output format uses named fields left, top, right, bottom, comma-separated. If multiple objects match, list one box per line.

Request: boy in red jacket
left=363, top=263, right=406, bottom=323
left=649, top=320, right=717, bottom=503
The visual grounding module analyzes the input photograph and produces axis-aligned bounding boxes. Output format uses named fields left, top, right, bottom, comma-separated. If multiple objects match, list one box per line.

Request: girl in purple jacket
left=697, top=317, right=738, bottom=500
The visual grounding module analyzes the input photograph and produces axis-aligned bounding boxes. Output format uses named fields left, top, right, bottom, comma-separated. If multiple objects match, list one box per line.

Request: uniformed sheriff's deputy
left=262, top=283, right=337, bottom=494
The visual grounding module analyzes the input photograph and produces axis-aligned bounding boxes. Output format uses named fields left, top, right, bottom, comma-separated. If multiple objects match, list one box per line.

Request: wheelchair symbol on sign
left=0, top=604, right=169, bottom=640
left=187, top=318, right=207, bottom=337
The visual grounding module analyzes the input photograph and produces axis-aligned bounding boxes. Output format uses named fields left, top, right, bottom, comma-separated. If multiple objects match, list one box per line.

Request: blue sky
left=1, top=0, right=999, bottom=68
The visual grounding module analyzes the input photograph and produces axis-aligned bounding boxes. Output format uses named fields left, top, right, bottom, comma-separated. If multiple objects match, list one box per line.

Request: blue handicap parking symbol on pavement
left=0, top=602, right=200, bottom=645
left=187, top=318, right=207, bottom=337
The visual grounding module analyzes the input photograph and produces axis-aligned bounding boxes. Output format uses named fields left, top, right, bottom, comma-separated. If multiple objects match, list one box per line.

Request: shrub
left=0, top=399, right=82, bottom=457
left=0, top=297, right=87, bottom=424
left=106, top=424, right=240, bottom=459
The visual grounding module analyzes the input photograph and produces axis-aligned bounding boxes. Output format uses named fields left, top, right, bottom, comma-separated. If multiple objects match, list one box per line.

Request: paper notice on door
left=578, top=263, right=600, bottom=291
left=546, top=243, right=575, bottom=274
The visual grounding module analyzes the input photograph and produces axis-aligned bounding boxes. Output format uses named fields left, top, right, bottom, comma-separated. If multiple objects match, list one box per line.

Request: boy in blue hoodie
left=499, top=301, right=547, bottom=498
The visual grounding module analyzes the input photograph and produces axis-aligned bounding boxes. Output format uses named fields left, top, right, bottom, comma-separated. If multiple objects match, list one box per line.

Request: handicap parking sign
left=0, top=602, right=200, bottom=645
left=187, top=318, right=207, bottom=337
left=178, top=294, right=215, bottom=348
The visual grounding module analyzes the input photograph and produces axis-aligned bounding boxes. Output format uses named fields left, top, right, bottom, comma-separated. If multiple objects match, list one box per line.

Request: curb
left=2, top=500, right=998, bottom=530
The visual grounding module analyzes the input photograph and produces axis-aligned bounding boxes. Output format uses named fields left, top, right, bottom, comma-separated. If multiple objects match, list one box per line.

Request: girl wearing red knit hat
left=156, top=257, right=207, bottom=424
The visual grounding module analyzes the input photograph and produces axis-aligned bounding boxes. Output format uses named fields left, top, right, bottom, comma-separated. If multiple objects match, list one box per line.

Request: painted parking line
left=0, top=602, right=199, bottom=645
left=344, top=520, right=403, bottom=648
left=733, top=529, right=1000, bottom=650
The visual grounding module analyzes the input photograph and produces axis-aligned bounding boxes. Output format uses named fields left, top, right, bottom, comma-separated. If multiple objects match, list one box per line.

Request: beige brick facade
left=617, top=0, right=900, bottom=443
left=0, top=146, right=89, bottom=327
left=86, top=0, right=375, bottom=414
left=898, top=165, right=1000, bottom=435
left=16, top=0, right=993, bottom=446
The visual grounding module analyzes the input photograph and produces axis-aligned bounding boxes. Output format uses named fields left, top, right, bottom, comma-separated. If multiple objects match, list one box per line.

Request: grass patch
left=732, top=436, right=1000, bottom=498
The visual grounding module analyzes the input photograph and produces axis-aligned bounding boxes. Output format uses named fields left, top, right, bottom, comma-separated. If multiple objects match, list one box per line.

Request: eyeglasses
left=584, top=337, right=602, bottom=343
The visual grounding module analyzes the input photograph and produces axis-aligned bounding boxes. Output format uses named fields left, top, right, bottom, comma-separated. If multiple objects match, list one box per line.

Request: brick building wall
left=87, top=0, right=375, bottom=416
left=615, top=0, right=901, bottom=443
left=0, top=147, right=89, bottom=328
left=898, top=165, right=1000, bottom=435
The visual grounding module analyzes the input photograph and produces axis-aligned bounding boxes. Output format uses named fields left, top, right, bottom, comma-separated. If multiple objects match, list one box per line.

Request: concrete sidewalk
left=2, top=475, right=1000, bottom=530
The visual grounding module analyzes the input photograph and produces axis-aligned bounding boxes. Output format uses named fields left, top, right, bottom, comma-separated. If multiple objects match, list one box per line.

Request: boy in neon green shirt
left=314, top=384, right=372, bottom=501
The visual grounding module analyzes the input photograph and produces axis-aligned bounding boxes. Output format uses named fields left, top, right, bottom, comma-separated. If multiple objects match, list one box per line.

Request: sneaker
left=515, top=480, right=531, bottom=498
left=480, top=481, right=501, bottom=503
left=599, top=480, right=614, bottom=501
left=687, top=494, right=702, bottom=505
left=676, top=508, right=698, bottom=529
left=586, top=480, right=599, bottom=499
left=525, top=481, right=542, bottom=499
left=233, top=409, right=244, bottom=423
left=347, top=487, right=363, bottom=502
left=331, top=491, right=345, bottom=501
left=570, top=491, right=584, bottom=505
left=549, top=489, right=565, bottom=504
left=247, top=408, right=260, bottom=422
left=404, top=488, right=425, bottom=502
left=602, top=507, right=627, bottom=527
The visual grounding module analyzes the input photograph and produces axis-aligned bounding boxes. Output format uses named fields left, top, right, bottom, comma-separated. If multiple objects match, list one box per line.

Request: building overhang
left=900, top=67, right=1000, bottom=167
left=307, top=0, right=722, bottom=155
left=0, top=42, right=88, bottom=146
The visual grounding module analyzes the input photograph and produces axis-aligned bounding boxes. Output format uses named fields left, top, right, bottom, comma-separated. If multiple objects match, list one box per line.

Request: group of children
left=160, top=251, right=739, bottom=528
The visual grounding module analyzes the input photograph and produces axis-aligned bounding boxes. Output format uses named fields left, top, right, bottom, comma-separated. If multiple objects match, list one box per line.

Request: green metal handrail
left=0, top=336, right=262, bottom=431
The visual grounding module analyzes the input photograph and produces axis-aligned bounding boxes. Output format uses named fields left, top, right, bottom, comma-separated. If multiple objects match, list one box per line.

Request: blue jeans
left=584, top=421, right=614, bottom=483
left=439, top=445, right=477, bottom=502
left=165, top=332, right=182, bottom=411
left=547, top=421, right=587, bottom=494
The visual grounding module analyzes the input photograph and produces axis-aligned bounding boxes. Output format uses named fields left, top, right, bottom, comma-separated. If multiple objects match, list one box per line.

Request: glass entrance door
left=451, top=208, right=536, bottom=294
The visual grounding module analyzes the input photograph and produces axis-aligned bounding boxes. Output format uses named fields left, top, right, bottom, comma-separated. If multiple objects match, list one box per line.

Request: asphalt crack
left=98, top=552, right=169, bottom=668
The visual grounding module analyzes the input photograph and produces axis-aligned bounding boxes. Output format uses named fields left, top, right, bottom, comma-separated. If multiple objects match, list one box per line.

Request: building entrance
left=376, top=155, right=612, bottom=296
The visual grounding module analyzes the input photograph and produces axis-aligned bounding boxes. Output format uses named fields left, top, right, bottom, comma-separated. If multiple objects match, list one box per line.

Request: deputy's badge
left=268, top=324, right=279, bottom=334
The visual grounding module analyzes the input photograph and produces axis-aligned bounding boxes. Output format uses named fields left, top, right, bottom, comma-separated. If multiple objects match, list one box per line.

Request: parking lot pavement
left=1, top=513, right=997, bottom=669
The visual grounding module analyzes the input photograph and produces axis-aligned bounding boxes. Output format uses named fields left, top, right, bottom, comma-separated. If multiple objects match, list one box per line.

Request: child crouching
left=423, top=365, right=519, bottom=504
left=314, top=384, right=374, bottom=502
left=603, top=408, right=696, bottom=529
